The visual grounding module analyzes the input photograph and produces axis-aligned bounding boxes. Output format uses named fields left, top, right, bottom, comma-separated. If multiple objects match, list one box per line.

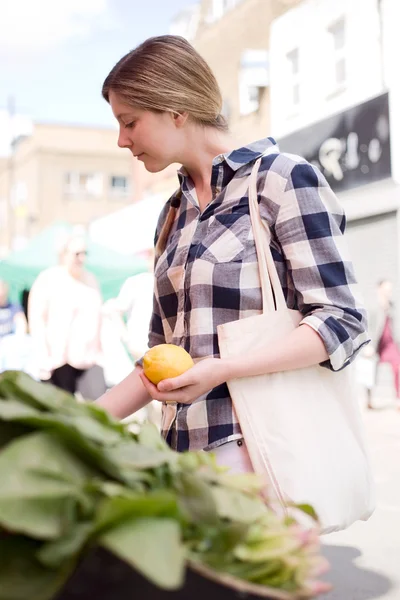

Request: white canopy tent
left=89, top=194, right=166, bottom=255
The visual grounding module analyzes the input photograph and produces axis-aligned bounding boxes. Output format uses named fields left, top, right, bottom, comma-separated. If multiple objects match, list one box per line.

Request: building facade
left=143, top=0, right=302, bottom=203
left=269, top=0, right=400, bottom=400
left=0, top=122, right=139, bottom=255
left=270, top=0, right=400, bottom=320
left=174, top=0, right=302, bottom=143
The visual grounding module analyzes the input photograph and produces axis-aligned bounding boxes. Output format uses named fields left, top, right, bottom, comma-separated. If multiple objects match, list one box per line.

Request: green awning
left=0, top=221, right=147, bottom=304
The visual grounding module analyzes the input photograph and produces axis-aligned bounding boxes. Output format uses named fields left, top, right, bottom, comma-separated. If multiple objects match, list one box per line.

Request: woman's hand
left=138, top=358, right=230, bottom=404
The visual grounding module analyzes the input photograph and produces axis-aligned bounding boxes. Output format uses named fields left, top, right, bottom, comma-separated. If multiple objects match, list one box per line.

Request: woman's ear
left=171, top=111, right=189, bottom=128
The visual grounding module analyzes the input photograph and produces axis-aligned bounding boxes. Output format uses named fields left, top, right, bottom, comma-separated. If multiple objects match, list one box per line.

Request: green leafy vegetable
left=0, top=371, right=329, bottom=600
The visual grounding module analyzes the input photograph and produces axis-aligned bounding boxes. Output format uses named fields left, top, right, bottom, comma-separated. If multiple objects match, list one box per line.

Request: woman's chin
left=143, top=158, right=170, bottom=173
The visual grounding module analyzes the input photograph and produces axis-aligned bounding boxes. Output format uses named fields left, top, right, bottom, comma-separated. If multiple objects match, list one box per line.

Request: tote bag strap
left=248, top=158, right=287, bottom=312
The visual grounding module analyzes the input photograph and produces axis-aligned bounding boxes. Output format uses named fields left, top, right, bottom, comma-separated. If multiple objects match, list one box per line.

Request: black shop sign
left=278, top=92, right=391, bottom=192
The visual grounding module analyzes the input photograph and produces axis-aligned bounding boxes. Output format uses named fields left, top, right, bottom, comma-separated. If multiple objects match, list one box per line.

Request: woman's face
left=63, top=237, right=88, bottom=275
left=109, top=92, right=185, bottom=173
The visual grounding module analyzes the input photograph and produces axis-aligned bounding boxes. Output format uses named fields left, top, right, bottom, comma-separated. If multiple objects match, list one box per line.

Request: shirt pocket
left=201, top=213, right=250, bottom=263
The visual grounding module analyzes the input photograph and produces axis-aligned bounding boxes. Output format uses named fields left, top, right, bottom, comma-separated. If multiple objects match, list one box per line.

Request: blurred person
left=105, top=250, right=154, bottom=360
left=365, top=279, right=400, bottom=408
left=0, top=279, right=36, bottom=378
left=28, top=231, right=106, bottom=398
left=96, top=36, right=369, bottom=471
left=0, top=279, right=27, bottom=338
left=102, top=249, right=161, bottom=427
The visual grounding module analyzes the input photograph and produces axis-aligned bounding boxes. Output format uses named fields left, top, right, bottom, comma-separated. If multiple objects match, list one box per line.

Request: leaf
left=0, top=534, right=75, bottom=600
left=138, top=422, right=171, bottom=451
left=234, top=534, right=301, bottom=562
left=0, top=398, right=41, bottom=419
left=219, top=558, right=283, bottom=584
left=174, top=472, right=218, bottom=525
left=187, top=521, right=249, bottom=559
left=0, top=496, right=78, bottom=540
left=288, top=503, right=319, bottom=523
left=0, top=430, right=95, bottom=485
left=215, top=472, right=265, bottom=494
left=0, top=420, right=31, bottom=451
left=77, top=401, right=128, bottom=434
left=100, top=518, right=185, bottom=590
left=95, top=491, right=179, bottom=532
left=37, top=522, right=93, bottom=568
left=0, top=401, right=135, bottom=482
left=211, top=486, right=267, bottom=524
left=104, top=439, right=173, bottom=470
left=0, top=371, right=72, bottom=411
left=0, top=400, right=122, bottom=446
left=0, top=432, right=95, bottom=539
left=0, top=372, right=128, bottom=441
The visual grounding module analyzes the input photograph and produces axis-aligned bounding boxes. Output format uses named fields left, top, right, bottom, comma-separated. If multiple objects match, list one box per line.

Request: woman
left=97, top=35, right=369, bottom=469
left=29, top=232, right=107, bottom=399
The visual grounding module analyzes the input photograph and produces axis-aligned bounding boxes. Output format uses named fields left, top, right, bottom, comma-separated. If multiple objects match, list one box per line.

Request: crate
left=56, top=546, right=295, bottom=600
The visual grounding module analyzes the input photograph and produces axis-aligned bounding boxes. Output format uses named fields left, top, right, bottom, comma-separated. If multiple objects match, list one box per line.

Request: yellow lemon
left=143, top=344, right=194, bottom=385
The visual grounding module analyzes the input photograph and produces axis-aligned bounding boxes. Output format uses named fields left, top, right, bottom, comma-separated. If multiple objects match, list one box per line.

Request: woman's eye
left=125, top=121, right=135, bottom=129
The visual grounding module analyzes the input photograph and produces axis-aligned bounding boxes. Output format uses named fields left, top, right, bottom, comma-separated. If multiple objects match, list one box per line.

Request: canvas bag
left=217, top=158, right=375, bottom=533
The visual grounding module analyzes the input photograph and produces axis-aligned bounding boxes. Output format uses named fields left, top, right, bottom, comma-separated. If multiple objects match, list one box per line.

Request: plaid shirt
left=148, top=137, right=369, bottom=452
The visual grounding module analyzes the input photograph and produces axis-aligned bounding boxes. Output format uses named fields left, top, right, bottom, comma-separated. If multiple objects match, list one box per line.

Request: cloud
left=0, top=0, right=113, bottom=50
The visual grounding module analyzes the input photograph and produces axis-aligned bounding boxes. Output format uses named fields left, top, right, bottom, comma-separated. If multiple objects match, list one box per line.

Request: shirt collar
left=177, top=137, right=278, bottom=179
left=219, top=137, right=278, bottom=171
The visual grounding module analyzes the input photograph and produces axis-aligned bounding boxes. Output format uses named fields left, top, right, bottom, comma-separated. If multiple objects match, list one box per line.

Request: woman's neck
left=181, top=127, right=237, bottom=190
left=64, top=265, right=84, bottom=282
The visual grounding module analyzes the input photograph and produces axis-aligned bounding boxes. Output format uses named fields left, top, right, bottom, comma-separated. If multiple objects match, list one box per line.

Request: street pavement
left=320, top=401, right=400, bottom=600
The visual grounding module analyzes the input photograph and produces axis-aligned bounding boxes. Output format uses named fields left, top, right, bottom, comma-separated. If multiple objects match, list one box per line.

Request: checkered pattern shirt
left=147, top=137, right=369, bottom=452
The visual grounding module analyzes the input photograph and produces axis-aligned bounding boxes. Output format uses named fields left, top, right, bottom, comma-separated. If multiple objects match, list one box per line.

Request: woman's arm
left=139, top=325, right=328, bottom=403
left=96, top=366, right=152, bottom=419
left=224, top=323, right=328, bottom=379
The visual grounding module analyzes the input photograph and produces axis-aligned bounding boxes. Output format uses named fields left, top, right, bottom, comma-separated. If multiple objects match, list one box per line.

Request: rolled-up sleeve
left=275, top=160, right=370, bottom=371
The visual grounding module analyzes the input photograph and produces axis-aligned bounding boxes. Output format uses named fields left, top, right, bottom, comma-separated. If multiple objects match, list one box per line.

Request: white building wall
left=270, top=0, right=383, bottom=139
left=381, top=0, right=400, bottom=184
left=269, top=0, right=400, bottom=371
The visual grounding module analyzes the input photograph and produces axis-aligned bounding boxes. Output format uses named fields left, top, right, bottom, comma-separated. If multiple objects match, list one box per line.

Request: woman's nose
left=117, top=127, right=130, bottom=149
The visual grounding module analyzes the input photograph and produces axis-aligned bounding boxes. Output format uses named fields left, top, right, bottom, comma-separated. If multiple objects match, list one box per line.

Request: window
left=239, top=49, right=269, bottom=116
left=286, top=48, right=300, bottom=109
left=328, top=18, right=346, bottom=89
left=206, top=0, right=243, bottom=23
left=64, top=172, right=103, bottom=198
left=110, top=175, right=130, bottom=196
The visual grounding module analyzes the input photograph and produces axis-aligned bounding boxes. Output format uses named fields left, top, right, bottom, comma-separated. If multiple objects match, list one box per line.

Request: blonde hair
left=57, top=227, right=87, bottom=264
left=102, top=35, right=228, bottom=257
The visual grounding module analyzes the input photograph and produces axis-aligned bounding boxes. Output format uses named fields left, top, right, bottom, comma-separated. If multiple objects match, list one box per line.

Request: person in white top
left=102, top=251, right=160, bottom=426
left=104, top=251, right=154, bottom=360
left=28, top=232, right=106, bottom=397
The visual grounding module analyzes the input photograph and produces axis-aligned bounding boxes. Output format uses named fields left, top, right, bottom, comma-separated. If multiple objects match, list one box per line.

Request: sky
left=0, top=0, right=196, bottom=153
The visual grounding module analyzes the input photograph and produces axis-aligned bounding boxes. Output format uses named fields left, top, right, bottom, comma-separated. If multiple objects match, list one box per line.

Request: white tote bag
left=217, top=159, right=375, bottom=533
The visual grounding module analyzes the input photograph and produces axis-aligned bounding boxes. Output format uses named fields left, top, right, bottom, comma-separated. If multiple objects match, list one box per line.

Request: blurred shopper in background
left=28, top=231, right=107, bottom=399
left=105, top=249, right=154, bottom=360
left=365, top=279, right=400, bottom=409
left=0, top=279, right=36, bottom=377
left=103, top=249, right=160, bottom=426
